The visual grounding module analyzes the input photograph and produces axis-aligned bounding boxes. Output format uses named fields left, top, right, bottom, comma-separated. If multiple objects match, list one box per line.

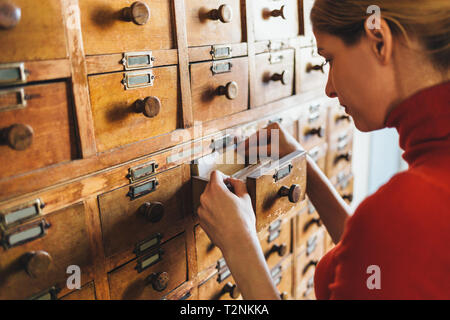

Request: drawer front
left=89, top=65, right=179, bottom=152
left=325, top=128, right=353, bottom=178
left=190, top=57, right=248, bottom=123
left=79, top=0, right=175, bottom=55
left=0, top=0, right=67, bottom=63
left=195, top=225, right=223, bottom=273
left=271, top=260, right=293, bottom=300
left=0, top=203, right=94, bottom=300
left=328, top=103, right=353, bottom=135
left=185, top=0, right=243, bottom=47
left=307, top=143, right=327, bottom=173
left=260, top=217, right=291, bottom=270
left=296, top=260, right=316, bottom=300
left=253, top=0, right=300, bottom=41
left=60, top=282, right=96, bottom=300
left=298, top=46, right=328, bottom=93
left=0, top=82, right=76, bottom=179
left=299, top=101, right=328, bottom=150
left=98, top=166, right=184, bottom=259
left=108, top=232, right=186, bottom=300
left=297, top=199, right=322, bottom=247
left=198, top=272, right=242, bottom=300
left=332, top=172, right=354, bottom=205
left=254, top=50, right=294, bottom=107
left=300, top=0, right=316, bottom=47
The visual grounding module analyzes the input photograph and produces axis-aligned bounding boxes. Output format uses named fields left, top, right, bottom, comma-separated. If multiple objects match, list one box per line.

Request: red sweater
left=314, top=81, right=450, bottom=299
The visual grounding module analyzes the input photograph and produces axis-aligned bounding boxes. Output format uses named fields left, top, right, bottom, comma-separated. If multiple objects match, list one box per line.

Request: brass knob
left=147, top=271, right=169, bottom=292
left=278, top=184, right=302, bottom=203
left=122, top=1, right=151, bottom=25
left=209, top=4, right=233, bottom=23
left=280, top=291, right=288, bottom=300
left=0, top=2, right=21, bottom=29
left=1, top=124, right=34, bottom=151
left=270, top=5, right=286, bottom=19
left=272, top=243, right=287, bottom=257
left=306, top=62, right=325, bottom=73
left=139, top=202, right=164, bottom=223
left=218, top=81, right=238, bottom=100
left=271, top=70, right=290, bottom=85
left=305, top=127, right=325, bottom=138
left=134, top=96, right=161, bottom=118
left=24, top=251, right=53, bottom=278
left=223, top=282, right=240, bottom=299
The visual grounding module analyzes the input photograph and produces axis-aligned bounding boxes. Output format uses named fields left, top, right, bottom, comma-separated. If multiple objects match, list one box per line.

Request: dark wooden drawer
left=88, top=65, right=179, bottom=152
left=260, top=216, right=292, bottom=270
left=194, top=224, right=223, bottom=273
left=254, top=49, right=294, bottom=107
left=190, top=57, right=248, bottom=123
left=198, top=268, right=242, bottom=300
left=79, top=0, right=175, bottom=55
left=0, top=202, right=94, bottom=300
left=108, top=232, right=186, bottom=300
left=185, top=0, right=244, bottom=47
left=98, top=166, right=185, bottom=259
left=0, top=82, right=77, bottom=179
left=0, top=0, right=67, bottom=63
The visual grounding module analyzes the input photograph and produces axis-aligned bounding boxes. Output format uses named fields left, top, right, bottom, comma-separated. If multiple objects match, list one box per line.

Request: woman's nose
left=325, top=73, right=338, bottom=98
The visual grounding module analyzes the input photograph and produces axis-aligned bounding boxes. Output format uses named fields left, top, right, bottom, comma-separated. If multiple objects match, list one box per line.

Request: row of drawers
left=0, top=0, right=316, bottom=64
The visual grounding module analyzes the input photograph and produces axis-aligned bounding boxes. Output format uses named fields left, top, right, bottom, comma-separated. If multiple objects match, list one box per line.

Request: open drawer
left=191, top=147, right=307, bottom=232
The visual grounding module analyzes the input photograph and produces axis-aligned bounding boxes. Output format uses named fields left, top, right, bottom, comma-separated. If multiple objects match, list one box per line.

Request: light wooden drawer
left=325, top=127, right=353, bottom=178
left=192, top=149, right=307, bottom=232
left=98, top=166, right=185, bottom=259
left=79, top=0, right=175, bottom=56
left=298, top=46, right=328, bottom=93
left=299, top=101, right=328, bottom=150
left=0, top=0, right=67, bottom=63
left=0, top=202, right=94, bottom=300
left=260, top=216, right=292, bottom=270
left=296, top=258, right=316, bottom=300
left=59, top=282, right=96, bottom=300
left=271, top=257, right=293, bottom=300
left=185, top=0, right=243, bottom=47
left=195, top=224, right=223, bottom=273
left=254, top=49, right=294, bottom=107
left=190, top=57, right=248, bottom=123
left=299, top=0, right=316, bottom=47
left=328, top=103, right=353, bottom=135
left=108, top=232, right=186, bottom=300
left=89, top=65, right=179, bottom=152
left=307, top=143, right=327, bottom=173
left=331, top=171, right=354, bottom=205
left=253, top=0, right=300, bottom=42
left=0, top=82, right=77, bottom=180
left=198, top=267, right=242, bottom=300
left=297, top=198, right=322, bottom=247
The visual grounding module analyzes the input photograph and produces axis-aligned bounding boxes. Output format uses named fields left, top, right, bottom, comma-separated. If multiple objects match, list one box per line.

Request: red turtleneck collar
left=385, top=81, right=450, bottom=166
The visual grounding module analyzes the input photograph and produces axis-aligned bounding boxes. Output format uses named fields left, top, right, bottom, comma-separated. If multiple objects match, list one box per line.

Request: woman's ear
left=364, top=18, right=393, bottom=65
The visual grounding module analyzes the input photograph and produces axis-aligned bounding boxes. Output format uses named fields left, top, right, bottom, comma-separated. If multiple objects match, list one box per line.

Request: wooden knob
left=306, top=127, right=325, bottom=138
left=218, top=81, right=238, bottom=100
left=139, top=202, right=164, bottom=223
left=147, top=271, right=169, bottom=292
left=270, top=5, right=286, bottom=19
left=272, top=243, right=287, bottom=257
left=134, top=96, right=161, bottom=118
left=306, top=62, right=325, bottom=73
left=278, top=184, right=302, bottom=203
left=122, top=1, right=150, bottom=25
left=0, top=2, right=21, bottom=29
left=1, top=124, right=34, bottom=151
left=271, top=70, right=290, bottom=85
left=24, top=251, right=53, bottom=278
left=280, top=292, right=288, bottom=300
left=209, top=4, right=233, bottom=23
left=223, top=282, right=240, bottom=299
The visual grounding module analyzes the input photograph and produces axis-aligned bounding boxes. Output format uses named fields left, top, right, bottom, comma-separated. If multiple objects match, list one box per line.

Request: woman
left=198, top=0, right=450, bottom=300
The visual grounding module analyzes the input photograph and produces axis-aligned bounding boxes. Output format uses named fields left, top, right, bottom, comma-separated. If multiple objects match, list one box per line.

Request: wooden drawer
left=325, top=127, right=353, bottom=178
left=0, top=0, right=67, bottom=63
left=299, top=101, right=328, bottom=150
left=185, top=0, right=243, bottom=47
left=297, top=198, right=322, bottom=247
left=307, top=143, right=327, bottom=173
left=254, top=49, right=294, bottom=107
left=331, top=171, right=354, bottom=205
left=89, top=65, right=179, bottom=152
left=195, top=224, right=223, bottom=273
left=79, top=0, right=175, bottom=56
left=298, top=46, right=328, bottom=93
left=296, top=258, right=315, bottom=300
left=253, top=0, right=300, bottom=42
left=0, top=202, right=94, bottom=300
left=271, top=257, right=293, bottom=300
left=108, top=232, right=186, bottom=300
left=192, top=149, right=307, bottom=232
left=190, top=57, right=248, bottom=123
left=60, top=282, right=96, bottom=300
left=328, top=103, right=353, bottom=135
left=0, top=82, right=77, bottom=179
left=198, top=269, right=242, bottom=300
left=260, top=216, right=292, bottom=270
left=98, top=166, right=185, bottom=259
left=299, top=0, right=316, bottom=47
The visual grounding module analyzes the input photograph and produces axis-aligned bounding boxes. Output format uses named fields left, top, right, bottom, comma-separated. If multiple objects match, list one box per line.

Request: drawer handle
left=343, top=193, right=353, bottom=202
left=334, top=152, right=352, bottom=165
left=209, top=4, right=233, bottom=23
left=270, top=5, right=286, bottom=19
left=217, top=81, right=238, bottom=100
left=122, top=1, right=151, bottom=25
left=336, top=114, right=351, bottom=123
left=271, top=243, right=287, bottom=257
left=134, top=96, right=161, bottom=118
left=23, top=250, right=53, bottom=279
left=222, top=282, right=240, bottom=299
left=302, top=260, right=318, bottom=276
left=0, top=2, right=21, bottom=29
left=306, top=62, right=325, bottom=74
left=305, top=127, right=325, bottom=138
left=303, top=218, right=322, bottom=233
left=146, top=271, right=169, bottom=292
left=138, top=202, right=164, bottom=223
left=278, top=184, right=302, bottom=203
left=270, top=70, right=290, bottom=85
left=0, top=123, right=34, bottom=151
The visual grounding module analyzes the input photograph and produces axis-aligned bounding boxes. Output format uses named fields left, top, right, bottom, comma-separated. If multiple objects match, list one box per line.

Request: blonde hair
left=310, top=0, right=450, bottom=70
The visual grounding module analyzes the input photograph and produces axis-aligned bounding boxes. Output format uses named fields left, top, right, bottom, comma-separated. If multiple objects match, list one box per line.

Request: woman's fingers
left=225, top=177, right=249, bottom=199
